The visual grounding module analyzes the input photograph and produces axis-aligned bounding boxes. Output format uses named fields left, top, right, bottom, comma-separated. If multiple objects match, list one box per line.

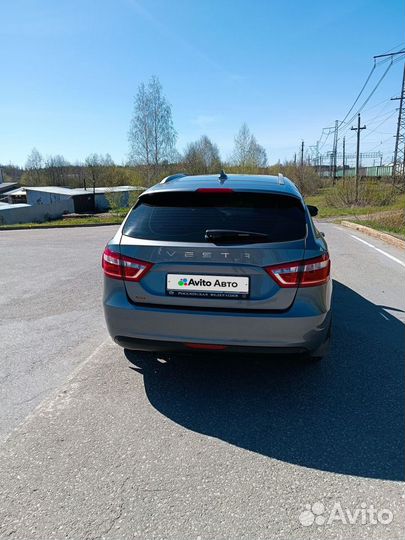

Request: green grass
left=0, top=215, right=123, bottom=230
left=110, top=207, right=130, bottom=217
left=351, top=209, right=405, bottom=238
left=358, top=220, right=405, bottom=237
left=305, top=190, right=405, bottom=219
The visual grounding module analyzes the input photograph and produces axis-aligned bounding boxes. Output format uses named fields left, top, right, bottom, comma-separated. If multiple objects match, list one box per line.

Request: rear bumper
left=114, top=336, right=308, bottom=355
left=103, top=280, right=332, bottom=354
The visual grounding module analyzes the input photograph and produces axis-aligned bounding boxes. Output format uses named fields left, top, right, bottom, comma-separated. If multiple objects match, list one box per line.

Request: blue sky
left=0, top=0, right=404, bottom=167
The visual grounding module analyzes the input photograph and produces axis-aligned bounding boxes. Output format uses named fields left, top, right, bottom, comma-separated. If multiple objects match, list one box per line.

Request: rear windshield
left=123, top=192, right=306, bottom=243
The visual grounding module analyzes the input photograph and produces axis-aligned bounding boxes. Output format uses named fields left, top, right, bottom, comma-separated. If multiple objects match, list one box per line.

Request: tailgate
left=119, top=189, right=307, bottom=311
left=119, top=239, right=306, bottom=311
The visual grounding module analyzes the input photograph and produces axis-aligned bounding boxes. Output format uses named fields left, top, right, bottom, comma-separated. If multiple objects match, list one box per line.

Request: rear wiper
left=205, top=229, right=269, bottom=244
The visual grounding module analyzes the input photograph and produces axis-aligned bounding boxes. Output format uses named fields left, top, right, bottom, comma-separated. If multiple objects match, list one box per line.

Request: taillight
left=102, top=247, right=153, bottom=282
left=265, top=253, right=330, bottom=288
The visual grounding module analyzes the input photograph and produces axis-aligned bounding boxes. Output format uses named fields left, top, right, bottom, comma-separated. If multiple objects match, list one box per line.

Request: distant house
left=0, top=201, right=68, bottom=225
left=25, top=185, right=144, bottom=213
left=25, top=187, right=91, bottom=213
left=0, top=182, right=19, bottom=196
left=4, top=187, right=27, bottom=204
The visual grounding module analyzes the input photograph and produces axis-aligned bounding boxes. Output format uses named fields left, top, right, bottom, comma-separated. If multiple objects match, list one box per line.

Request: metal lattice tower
left=393, top=62, right=405, bottom=182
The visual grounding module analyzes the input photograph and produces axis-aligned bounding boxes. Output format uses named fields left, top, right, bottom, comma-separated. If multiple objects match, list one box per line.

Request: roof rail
left=278, top=173, right=285, bottom=185
left=160, top=173, right=187, bottom=184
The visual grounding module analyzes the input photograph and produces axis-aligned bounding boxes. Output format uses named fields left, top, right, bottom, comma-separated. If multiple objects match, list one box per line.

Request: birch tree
left=128, top=76, right=177, bottom=182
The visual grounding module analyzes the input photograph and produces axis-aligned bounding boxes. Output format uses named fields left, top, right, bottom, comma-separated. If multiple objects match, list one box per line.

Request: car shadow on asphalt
left=125, top=280, right=404, bottom=481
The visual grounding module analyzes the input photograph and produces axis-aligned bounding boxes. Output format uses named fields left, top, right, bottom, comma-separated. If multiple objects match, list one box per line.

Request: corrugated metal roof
left=25, top=186, right=76, bottom=195
left=4, top=188, right=26, bottom=196
left=0, top=202, right=31, bottom=209
left=0, top=182, right=19, bottom=193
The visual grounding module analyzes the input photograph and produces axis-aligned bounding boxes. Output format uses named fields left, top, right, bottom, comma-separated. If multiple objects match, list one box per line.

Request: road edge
left=340, top=220, right=405, bottom=250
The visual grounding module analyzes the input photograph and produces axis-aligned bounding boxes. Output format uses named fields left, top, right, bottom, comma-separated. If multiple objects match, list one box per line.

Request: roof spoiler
left=160, top=173, right=187, bottom=184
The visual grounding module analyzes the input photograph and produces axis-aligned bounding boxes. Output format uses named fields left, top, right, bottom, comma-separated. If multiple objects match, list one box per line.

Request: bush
left=325, top=180, right=398, bottom=208
left=104, top=191, right=126, bottom=214
left=128, top=190, right=142, bottom=207
left=267, top=164, right=322, bottom=196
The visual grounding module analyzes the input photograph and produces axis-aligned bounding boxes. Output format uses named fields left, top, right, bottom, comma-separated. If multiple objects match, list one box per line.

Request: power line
left=339, top=63, right=376, bottom=126
left=339, top=52, right=403, bottom=128
left=361, top=110, right=397, bottom=140
left=383, top=42, right=405, bottom=54
left=367, top=136, right=394, bottom=153
left=342, top=59, right=394, bottom=128
left=314, top=50, right=405, bottom=165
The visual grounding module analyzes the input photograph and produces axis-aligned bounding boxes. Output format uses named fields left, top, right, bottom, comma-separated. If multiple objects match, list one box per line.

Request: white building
left=0, top=185, right=144, bottom=225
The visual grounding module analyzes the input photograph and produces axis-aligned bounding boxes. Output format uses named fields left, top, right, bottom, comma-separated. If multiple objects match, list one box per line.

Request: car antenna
left=218, top=170, right=228, bottom=182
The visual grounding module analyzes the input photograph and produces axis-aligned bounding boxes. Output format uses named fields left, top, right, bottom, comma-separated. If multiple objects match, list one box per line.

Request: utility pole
left=329, top=153, right=333, bottom=181
left=391, top=61, right=405, bottom=184
left=300, top=140, right=304, bottom=167
left=332, top=120, right=339, bottom=185
left=351, top=113, right=366, bottom=202
left=293, top=153, right=297, bottom=166
left=300, top=140, right=304, bottom=184
left=342, top=136, right=346, bottom=179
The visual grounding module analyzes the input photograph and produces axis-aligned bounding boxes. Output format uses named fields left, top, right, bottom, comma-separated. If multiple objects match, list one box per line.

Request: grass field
left=305, top=190, right=405, bottom=219
left=353, top=210, right=405, bottom=238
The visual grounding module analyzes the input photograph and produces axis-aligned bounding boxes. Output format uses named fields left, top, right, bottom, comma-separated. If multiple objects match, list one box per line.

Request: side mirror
left=307, top=205, right=318, bottom=217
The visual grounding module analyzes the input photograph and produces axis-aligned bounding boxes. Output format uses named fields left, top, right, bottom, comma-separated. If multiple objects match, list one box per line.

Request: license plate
left=166, top=273, right=249, bottom=299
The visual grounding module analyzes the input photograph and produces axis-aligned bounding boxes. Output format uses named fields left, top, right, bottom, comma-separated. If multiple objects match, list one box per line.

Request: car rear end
left=102, top=177, right=332, bottom=357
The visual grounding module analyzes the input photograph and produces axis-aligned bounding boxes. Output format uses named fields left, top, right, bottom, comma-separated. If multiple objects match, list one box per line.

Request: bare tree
left=86, top=153, right=104, bottom=191
left=43, top=155, right=69, bottom=186
left=183, top=135, right=221, bottom=174
left=25, top=148, right=43, bottom=185
left=231, top=123, right=268, bottom=169
left=128, top=76, right=177, bottom=182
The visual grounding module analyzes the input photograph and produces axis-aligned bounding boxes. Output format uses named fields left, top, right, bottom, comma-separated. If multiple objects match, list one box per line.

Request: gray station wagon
left=102, top=172, right=332, bottom=360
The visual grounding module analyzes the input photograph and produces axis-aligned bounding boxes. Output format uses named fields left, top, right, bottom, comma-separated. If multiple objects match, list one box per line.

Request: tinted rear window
left=123, top=192, right=306, bottom=243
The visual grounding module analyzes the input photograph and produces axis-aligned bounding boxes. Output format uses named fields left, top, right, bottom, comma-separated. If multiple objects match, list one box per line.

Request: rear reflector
left=185, top=343, right=227, bottom=350
left=196, top=188, right=234, bottom=193
left=265, top=253, right=330, bottom=288
left=102, top=247, right=153, bottom=282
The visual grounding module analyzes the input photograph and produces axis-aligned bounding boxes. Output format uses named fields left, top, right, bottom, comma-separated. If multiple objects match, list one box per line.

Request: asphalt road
left=0, top=223, right=404, bottom=539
